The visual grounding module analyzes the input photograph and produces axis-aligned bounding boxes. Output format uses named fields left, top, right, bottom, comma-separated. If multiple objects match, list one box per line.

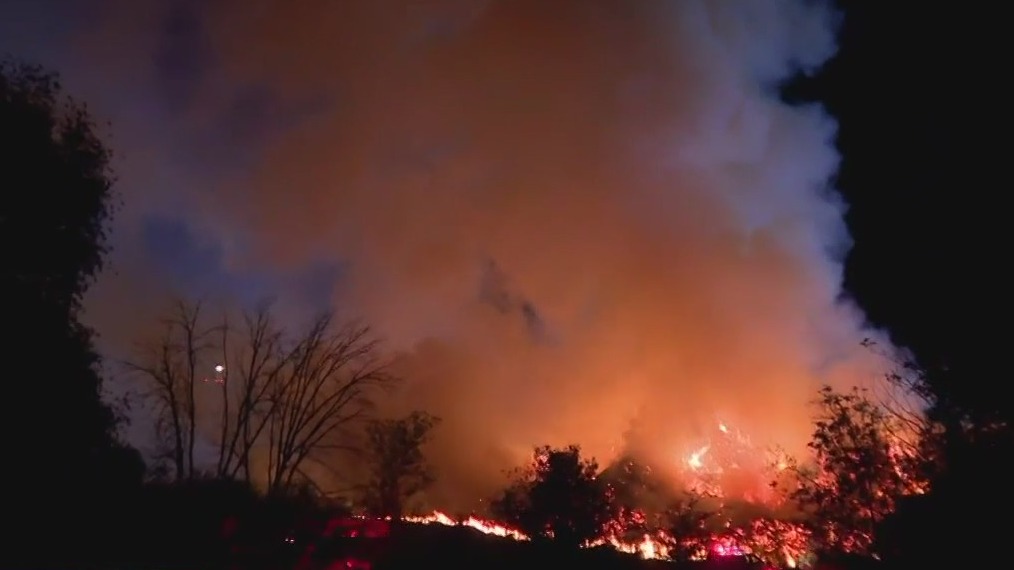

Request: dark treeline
left=2, top=59, right=146, bottom=568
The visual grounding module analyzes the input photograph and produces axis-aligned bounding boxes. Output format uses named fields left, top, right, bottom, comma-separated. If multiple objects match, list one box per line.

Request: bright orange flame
left=399, top=414, right=926, bottom=568
left=403, top=510, right=679, bottom=559
left=687, top=445, right=709, bottom=471
left=677, top=421, right=797, bottom=506
left=399, top=510, right=803, bottom=565
left=589, top=532, right=672, bottom=560
left=402, top=511, right=530, bottom=542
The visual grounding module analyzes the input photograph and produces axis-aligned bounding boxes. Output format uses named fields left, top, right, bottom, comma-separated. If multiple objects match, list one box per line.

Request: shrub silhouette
left=491, top=444, right=617, bottom=549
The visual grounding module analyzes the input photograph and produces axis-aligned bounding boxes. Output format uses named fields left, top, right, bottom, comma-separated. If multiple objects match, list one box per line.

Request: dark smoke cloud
left=6, top=0, right=896, bottom=507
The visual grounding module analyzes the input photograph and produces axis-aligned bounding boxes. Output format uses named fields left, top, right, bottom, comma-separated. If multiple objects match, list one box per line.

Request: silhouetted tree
left=598, top=455, right=685, bottom=544
left=1, top=58, right=143, bottom=566
left=734, top=518, right=813, bottom=568
left=872, top=355, right=1014, bottom=566
left=265, top=314, right=393, bottom=494
left=490, top=445, right=618, bottom=549
left=601, top=455, right=675, bottom=515
left=129, top=299, right=211, bottom=480
left=362, top=410, right=441, bottom=517
left=215, top=304, right=291, bottom=482
left=789, top=386, right=918, bottom=556
left=131, top=301, right=393, bottom=493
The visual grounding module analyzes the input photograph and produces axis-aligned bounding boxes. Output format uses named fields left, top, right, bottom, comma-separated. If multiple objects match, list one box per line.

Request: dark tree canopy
left=1, top=60, right=116, bottom=313
left=1, top=59, right=140, bottom=521
left=362, top=410, right=441, bottom=518
left=491, top=445, right=617, bottom=549
left=600, top=455, right=674, bottom=515
left=789, top=387, right=915, bottom=556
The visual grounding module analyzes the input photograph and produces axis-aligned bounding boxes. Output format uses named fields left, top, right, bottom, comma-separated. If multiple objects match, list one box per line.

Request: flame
left=399, top=510, right=803, bottom=566
left=679, top=421, right=780, bottom=503
left=402, top=511, right=530, bottom=542
left=589, top=532, right=672, bottom=560
left=403, top=510, right=679, bottom=559
left=395, top=417, right=924, bottom=567
left=687, top=445, right=709, bottom=471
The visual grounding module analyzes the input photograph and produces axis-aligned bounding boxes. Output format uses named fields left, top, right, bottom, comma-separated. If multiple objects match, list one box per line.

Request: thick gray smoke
left=6, top=0, right=896, bottom=508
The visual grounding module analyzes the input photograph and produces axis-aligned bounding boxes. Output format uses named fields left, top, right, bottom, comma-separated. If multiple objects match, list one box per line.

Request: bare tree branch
left=213, top=304, right=291, bottom=481
left=125, top=299, right=213, bottom=481
left=265, top=313, right=394, bottom=494
left=131, top=300, right=395, bottom=494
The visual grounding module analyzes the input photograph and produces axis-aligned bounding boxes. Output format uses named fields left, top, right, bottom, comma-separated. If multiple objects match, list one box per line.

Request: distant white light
left=214, top=365, right=225, bottom=373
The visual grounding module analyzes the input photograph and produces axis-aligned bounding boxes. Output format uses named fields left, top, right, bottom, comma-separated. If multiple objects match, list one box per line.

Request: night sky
left=2, top=0, right=1004, bottom=503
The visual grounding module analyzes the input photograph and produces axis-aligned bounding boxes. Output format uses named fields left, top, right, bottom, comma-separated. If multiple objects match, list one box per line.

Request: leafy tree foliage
left=1, top=58, right=142, bottom=566
left=734, top=518, right=813, bottom=568
left=1, top=60, right=115, bottom=312
left=872, top=356, right=1014, bottom=565
left=790, top=386, right=917, bottom=555
left=362, top=410, right=441, bottom=517
left=794, top=345, right=1014, bottom=566
left=0, top=63, right=139, bottom=473
left=491, top=444, right=618, bottom=549
left=598, top=455, right=675, bottom=542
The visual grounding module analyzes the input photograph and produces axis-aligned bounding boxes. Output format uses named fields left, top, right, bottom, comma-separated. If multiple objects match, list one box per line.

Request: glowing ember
left=711, top=537, right=745, bottom=557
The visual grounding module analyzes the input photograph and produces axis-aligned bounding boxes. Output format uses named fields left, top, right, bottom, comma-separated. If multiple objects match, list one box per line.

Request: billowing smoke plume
left=182, top=0, right=888, bottom=507
left=28, top=0, right=893, bottom=508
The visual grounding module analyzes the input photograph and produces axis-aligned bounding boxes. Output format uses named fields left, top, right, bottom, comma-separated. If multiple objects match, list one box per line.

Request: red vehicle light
left=325, top=558, right=372, bottom=570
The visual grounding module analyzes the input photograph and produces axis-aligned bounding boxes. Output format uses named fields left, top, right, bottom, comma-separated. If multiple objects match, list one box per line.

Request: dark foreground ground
left=287, top=524, right=886, bottom=570
left=256, top=522, right=874, bottom=570
left=18, top=518, right=883, bottom=570
left=279, top=523, right=884, bottom=570
left=78, top=519, right=761, bottom=570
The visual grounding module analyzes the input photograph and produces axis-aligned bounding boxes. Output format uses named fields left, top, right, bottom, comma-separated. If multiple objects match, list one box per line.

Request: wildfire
left=680, top=421, right=758, bottom=473
left=402, top=511, right=530, bottom=542
left=404, top=510, right=677, bottom=560
left=400, top=510, right=803, bottom=567
left=679, top=420, right=786, bottom=504
left=590, top=531, right=672, bottom=560
left=396, top=419, right=925, bottom=568
left=687, top=445, right=709, bottom=470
